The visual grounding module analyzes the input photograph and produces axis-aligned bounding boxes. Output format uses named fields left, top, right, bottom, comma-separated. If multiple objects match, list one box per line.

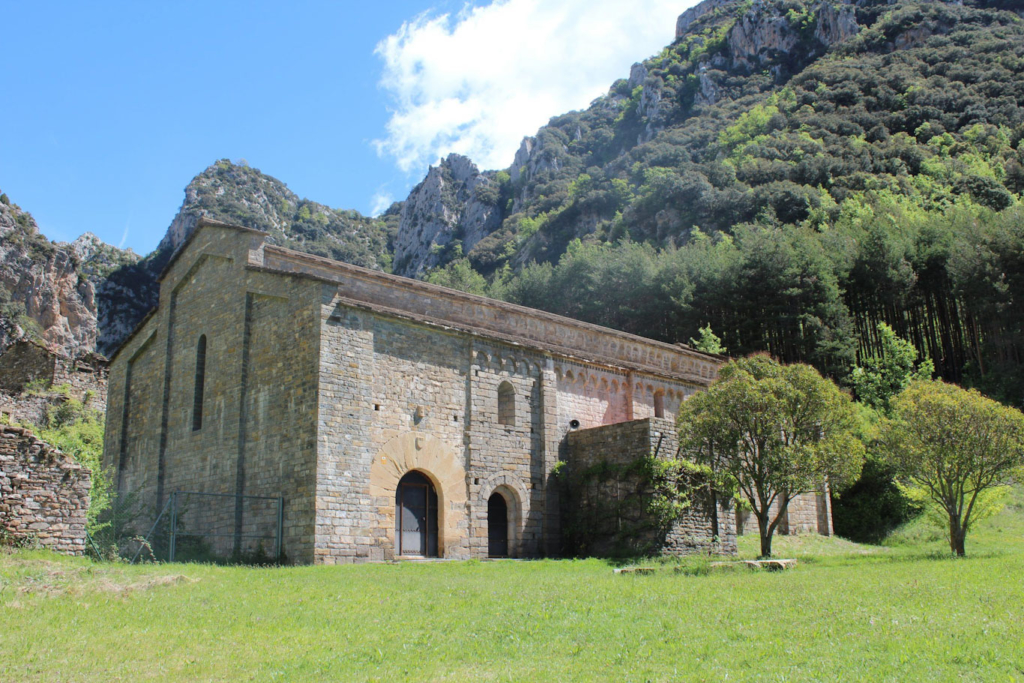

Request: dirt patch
left=9, top=567, right=197, bottom=599
left=95, top=574, right=196, bottom=597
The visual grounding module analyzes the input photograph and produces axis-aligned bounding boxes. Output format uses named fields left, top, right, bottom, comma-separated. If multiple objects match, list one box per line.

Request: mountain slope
left=420, top=0, right=1024, bottom=397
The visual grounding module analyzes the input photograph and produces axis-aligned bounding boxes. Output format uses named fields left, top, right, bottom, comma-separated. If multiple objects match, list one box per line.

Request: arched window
left=497, top=381, right=515, bottom=426
left=192, top=335, right=207, bottom=431
left=654, top=391, right=665, bottom=419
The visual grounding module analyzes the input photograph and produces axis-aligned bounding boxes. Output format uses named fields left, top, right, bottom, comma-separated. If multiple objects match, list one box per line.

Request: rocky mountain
left=393, top=154, right=505, bottom=277
left=0, top=162, right=400, bottom=357
left=153, top=160, right=398, bottom=267
left=0, top=193, right=139, bottom=355
left=429, top=0, right=1024, bottom=275
left=416, top=0, right=1024, bottom=398
left=3, top=0, right=1024, bottom=398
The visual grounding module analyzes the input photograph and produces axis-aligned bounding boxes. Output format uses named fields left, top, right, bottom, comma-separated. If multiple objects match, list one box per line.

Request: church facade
left=103, top=219, right=726, bottom=564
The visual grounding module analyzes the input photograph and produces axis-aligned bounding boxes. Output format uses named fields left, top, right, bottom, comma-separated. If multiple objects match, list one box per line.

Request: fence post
left=169, top=491, right=178, bottom=563
left=276, top=496, right=284, bottom=561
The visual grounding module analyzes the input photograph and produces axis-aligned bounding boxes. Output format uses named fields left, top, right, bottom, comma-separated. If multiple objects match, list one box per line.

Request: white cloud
left=370, top=189, right=395, bottom=217
left=374, top=0, right=694, bottom=175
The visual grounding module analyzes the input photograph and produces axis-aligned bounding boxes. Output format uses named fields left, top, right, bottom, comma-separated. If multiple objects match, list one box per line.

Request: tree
left=879, top=380, right=1024, bottom=556
left=849, top=322, right=934, bottom=415
left=689, top=324, right=726, bottom=354
left=833, top=324, right=932, bottom=542
left=424, top=259, right=488, bottom=296
left=678, top=355, right=865, bottom=557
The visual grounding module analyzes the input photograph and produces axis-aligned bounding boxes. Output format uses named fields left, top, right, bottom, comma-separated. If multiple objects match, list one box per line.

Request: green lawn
left=3, top=492, right=1024, bottom=682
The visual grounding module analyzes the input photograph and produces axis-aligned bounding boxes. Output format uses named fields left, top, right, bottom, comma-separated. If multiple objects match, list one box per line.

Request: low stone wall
left=735, top=489, right=833, bottom=537
left=0, top=425, right=91, bottom=555
left=565, top=417, right=736, bottom=557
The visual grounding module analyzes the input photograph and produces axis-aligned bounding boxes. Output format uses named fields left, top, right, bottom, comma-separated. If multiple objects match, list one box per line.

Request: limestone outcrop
left=393, top=154, right=502, bottom=277
left=0, top=198, right=139, bottom=357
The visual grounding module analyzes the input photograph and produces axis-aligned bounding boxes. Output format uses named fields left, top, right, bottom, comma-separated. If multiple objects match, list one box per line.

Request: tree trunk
left=757, top=513, right=773, bottom=558
left=948, top=514, right=967, bottom=557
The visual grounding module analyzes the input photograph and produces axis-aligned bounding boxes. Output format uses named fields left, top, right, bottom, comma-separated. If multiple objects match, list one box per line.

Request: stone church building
left=102, top=219, right=826, bottom=564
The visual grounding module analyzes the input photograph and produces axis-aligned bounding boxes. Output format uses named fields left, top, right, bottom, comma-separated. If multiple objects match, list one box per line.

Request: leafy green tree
left=879, top=380, right=1024, bottom=556
left=850, top=323, right=934, bottom=415
left=424, top=259, right=488, bottom=296
left=689, top=325, right=726, bottom=354
left=678, top=355, right=865, bottom=557
left=834, top=324, right=932, bottom=542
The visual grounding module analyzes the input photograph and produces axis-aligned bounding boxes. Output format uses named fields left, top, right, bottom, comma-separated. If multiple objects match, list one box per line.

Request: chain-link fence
left=88, top=490, right=284, bottom=565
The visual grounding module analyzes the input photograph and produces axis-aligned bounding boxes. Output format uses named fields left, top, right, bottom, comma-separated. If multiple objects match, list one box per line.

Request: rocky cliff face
left=0, top=195, right=139, bottom=356
left=393, top=154, right=502, bottom=277
left=725, top=0, right=860, bottom=74
left=155, top=160, right=396, bottom=266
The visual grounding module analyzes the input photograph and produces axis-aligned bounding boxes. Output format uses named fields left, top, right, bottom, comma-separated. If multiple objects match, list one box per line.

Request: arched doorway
left=395, top=471, right=439, bottom=557
left=488, top=492, right=509, bottom=557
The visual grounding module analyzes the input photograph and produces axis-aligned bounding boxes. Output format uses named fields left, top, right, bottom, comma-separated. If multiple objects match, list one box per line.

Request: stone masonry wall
left=313, top=299, right=708, bottom=564
left=0, top=340, right=108, bottom=424
left=735, top=489, right=833, bottom=537
left=566, top=417, right=736, bottom=557
left=0, top=425, right=90, bottom=554
left=105, top=222, right=719, bottom=565
left=0, top=340, right=57, bottom=394
left=104, top=225, right=320, bottom=563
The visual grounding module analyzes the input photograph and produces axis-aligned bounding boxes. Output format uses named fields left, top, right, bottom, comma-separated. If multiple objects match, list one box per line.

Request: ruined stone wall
left=0, top=341, right=57, bottom=393
left=0, top=341, right=108, bottom=417
left=565, top=417, right=736, bottom=557
left=0, top=340, right=107, bottom=426
left=785, top=490, right=833, bottom=536
left=0, top=393, right=56, bottom=427
left=52, top=354, right=108, bottom=413
left=0, top=425, right=90, bottom=555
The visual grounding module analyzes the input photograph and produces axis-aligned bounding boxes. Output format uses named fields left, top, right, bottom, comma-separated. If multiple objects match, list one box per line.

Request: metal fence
left=89, top=490, right=284, bottom=565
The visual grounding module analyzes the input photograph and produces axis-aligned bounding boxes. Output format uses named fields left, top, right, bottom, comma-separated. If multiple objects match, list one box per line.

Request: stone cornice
left=255, top=243, right=722, bottom=385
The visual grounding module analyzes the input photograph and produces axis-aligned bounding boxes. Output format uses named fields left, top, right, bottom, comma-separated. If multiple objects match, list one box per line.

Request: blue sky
left=0, top=1, right=689, bottom=255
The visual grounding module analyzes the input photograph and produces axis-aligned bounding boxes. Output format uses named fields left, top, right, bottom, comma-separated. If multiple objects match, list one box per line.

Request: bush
left=35, top=397, right=110, bottom=534
left=831, top=458, right=923, bottom=543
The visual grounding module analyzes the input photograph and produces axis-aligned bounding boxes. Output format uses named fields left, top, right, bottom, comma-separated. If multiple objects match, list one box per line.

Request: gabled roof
left=109, top=218, right=724, bottom=383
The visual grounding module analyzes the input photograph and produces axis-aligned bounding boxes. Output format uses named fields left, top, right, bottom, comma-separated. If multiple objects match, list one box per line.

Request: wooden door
left=396, top=471, right=438, bottom=557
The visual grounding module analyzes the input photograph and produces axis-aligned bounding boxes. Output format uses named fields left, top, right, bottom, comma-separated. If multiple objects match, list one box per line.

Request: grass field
left=3, top=490, right=1024, bottom=682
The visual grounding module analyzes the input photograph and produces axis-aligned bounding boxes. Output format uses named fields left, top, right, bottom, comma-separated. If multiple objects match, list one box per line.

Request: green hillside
left=425, top=0, right=1024, bottom=400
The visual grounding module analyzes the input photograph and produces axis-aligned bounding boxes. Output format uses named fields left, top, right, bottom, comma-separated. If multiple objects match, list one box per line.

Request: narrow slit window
left=192, top=335, right=207, bottom=431
left=498, top=381, right=515, bottom=426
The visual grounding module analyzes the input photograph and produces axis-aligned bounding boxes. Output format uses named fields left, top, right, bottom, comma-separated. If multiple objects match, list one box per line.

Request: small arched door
left=488, top=493, right=509, bottom=557
left=395, top=471, right=439, bottom=557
